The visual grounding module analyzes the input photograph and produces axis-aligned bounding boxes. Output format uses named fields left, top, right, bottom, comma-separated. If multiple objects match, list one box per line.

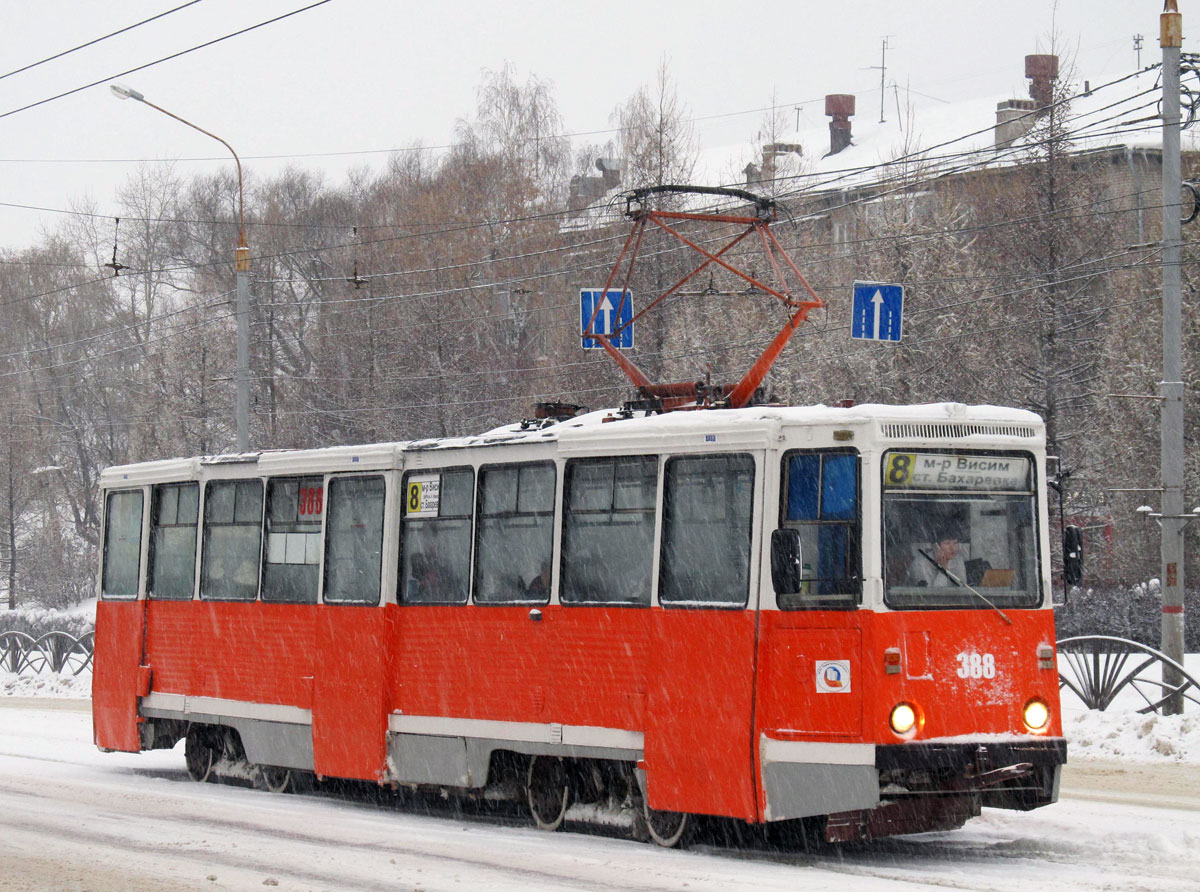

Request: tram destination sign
left=406, top=474, right=441, bottom=518
left=885, top=453, right=1030, bottom=490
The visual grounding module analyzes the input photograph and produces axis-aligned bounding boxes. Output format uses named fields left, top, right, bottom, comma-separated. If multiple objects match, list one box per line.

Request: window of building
left=262, top=476, right=323, bottom=604
left=200, top=479, right=263, bottom=601
left=474, top=463, right=555, bottom=604
left=400, top=468, right=473, bottom=605
left=660, top=454, right=755, bottom=607
left=560, top=456, right=657, bottom=605
left=779, top=450, right=861, bottom=608
left=148, top=482, right=199, bottom=600
left=323, top=475, right=385, bottom=605
left=101, top=490, right=143, bottom=599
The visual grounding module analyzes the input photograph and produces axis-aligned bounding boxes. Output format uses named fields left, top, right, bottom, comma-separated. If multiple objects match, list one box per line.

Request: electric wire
left=0, top=1, right=205, bottom=84
left=0, top=0, right=335, bottom=123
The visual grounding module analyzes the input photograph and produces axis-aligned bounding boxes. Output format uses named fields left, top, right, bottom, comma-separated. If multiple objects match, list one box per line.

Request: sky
left=0, top=0, right=1182, bottom=250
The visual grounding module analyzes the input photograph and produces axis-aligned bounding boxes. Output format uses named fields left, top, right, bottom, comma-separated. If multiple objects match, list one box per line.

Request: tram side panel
left=539, top=606, right=649, bottom=736
left=142, top=602, right=316, bottom=707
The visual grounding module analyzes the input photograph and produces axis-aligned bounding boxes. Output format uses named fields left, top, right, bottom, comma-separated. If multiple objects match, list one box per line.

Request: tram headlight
left=889, top=701, right=918, bottom=736
left=1023, top=698, right=1050, bottom=732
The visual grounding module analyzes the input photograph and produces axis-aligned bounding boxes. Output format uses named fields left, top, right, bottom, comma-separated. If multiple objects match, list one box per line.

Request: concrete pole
left=236, top=246, right=251, bottom=453
left=1159, top=1, right=1185, bottom=715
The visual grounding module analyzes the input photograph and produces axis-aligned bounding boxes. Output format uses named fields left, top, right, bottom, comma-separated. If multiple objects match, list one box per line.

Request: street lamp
left=110, top=83, right=252, bottom=453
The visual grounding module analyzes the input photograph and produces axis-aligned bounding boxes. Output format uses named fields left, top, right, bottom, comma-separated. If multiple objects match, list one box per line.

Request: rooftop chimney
left=995, top=54, right=1060, bottom=149
left=1025, top=54, right=1059, bottom=108
left=825, top=94, right=855, bottom=156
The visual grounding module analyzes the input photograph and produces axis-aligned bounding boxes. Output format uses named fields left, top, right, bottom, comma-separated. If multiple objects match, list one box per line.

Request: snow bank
left=1065, top=709, right=1199, bottom=763
left=1, top=670, right=91, bottom=699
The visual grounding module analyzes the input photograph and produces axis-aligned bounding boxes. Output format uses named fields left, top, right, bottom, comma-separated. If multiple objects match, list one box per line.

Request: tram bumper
left=818, top=738, right=1065, bottom=843
left=874, top=738, right=1066, bottom=811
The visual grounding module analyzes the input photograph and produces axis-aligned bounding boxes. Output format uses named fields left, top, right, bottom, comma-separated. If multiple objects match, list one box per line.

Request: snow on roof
left=611, top=66, right=1187, bottom=221
left=100, top=402, right=1043, bottom=482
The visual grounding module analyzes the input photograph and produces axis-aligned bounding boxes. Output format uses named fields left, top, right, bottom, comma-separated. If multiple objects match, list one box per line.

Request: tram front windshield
left=882, top=451, right=1041, bottom=610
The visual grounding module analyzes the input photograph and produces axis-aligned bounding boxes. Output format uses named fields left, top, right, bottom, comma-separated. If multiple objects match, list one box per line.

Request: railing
left=1057, top=635, right=1199, bottom=714
left=0, top=630, right=94, bottom=676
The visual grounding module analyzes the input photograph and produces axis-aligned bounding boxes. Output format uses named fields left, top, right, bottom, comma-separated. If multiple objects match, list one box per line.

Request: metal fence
left=0, top=630, right=94, bottom=676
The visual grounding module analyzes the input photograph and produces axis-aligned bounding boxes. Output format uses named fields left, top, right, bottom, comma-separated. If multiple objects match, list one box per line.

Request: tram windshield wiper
left=917, top=548, right=1012, bottom=625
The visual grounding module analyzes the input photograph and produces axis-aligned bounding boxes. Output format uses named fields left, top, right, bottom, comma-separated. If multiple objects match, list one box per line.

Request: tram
left=93, top=185, right=1065, bottom=844
left=93, top=400, right=1065, bottom=844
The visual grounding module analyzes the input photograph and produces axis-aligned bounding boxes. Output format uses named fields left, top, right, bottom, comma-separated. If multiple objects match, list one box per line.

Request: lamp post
left=110, top=83, right=251, bottom=453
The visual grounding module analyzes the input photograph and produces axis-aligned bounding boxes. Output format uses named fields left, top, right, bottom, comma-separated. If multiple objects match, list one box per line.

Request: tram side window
left=324, top=475, right=385, bottom=605
left=474, top=463, right=555, bottom=604
left=561, top=456, right=657, bottom=605
left=660, top=454, right=755, bottom=607
left=778, top=450, right=861, bottom=608
left=101, top=490, right=143, bottom=599
left=200, top=480, right=263, bottom=601
left=148, top=483, right=199, bottom=600
left=262, top=476, right=323, bottom=604
left=401, top=468, right=473, bottom=605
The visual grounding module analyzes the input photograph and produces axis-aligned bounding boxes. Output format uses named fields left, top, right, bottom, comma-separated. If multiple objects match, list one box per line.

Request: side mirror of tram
left=1063, top=524, right=1083, bottom=587
left=770, top=528, right=804, bottom=595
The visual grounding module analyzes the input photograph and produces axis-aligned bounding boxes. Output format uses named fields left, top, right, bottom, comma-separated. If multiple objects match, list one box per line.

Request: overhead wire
left=0, top=0, right=335, bottom=123
left=0, top=1, right=205, bottom=84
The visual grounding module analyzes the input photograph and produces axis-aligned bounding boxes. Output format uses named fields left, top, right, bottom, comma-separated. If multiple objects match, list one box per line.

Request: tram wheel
left=256, top=765, right=293, bottom=794
left=184, top=727, right=218, bottom=783
left=526, top=755, right=571, bottom=831
left=643, top=799, right=689, bottom=848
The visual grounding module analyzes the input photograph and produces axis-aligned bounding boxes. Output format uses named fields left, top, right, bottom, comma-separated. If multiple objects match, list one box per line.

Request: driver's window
left=778, top=450, right=860, bottom=608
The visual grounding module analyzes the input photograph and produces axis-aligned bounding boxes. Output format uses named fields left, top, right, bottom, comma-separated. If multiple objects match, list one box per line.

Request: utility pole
left=1135, top=33, right=1145, bottom=69
left=236, top=243, right=250, bottom=453
left=878, top=39, right=888, bottom=123
left=1159, top=1, right=1186, bottom=715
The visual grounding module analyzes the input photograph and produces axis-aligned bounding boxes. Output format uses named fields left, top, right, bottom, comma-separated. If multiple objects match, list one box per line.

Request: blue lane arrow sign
left=580, top=288, right=634, bottom=349
left=851, top=281, right=903, bottom=342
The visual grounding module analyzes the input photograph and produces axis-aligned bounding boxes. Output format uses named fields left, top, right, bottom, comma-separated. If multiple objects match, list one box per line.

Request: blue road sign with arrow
left=580, top=288, right=634, bottom=349
left=851, top=281, right=904, bottom=342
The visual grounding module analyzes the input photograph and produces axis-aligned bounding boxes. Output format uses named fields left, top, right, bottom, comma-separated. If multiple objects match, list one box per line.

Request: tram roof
left=100, top=402, right=1043, bottom=486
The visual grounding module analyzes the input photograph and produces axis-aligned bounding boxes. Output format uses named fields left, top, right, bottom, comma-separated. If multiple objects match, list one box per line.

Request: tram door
left=644, top=453, right=761, bottom=821
left=93, top=488, right=149, bottom=752
left=311, top=474, right=391, bottom=780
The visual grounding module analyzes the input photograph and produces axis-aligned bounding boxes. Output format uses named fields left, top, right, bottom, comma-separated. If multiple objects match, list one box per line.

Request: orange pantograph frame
left=582, top=188, right=825, bottom=410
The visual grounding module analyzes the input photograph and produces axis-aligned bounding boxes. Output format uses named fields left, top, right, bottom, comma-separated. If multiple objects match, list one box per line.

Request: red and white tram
left=93, top=401, right=1066, bottom=844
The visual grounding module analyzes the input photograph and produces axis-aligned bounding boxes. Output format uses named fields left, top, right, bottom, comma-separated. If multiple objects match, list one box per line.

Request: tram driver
left=907, top=528, right=968, bottom=588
